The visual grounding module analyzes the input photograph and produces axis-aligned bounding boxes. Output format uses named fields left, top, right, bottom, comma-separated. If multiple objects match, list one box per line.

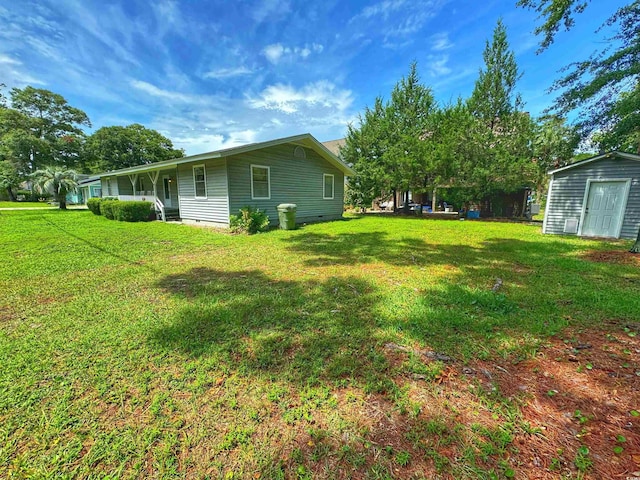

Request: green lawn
left=1, top=210, right=638, bottom=479
left=0, top=201, right=55, bottom=209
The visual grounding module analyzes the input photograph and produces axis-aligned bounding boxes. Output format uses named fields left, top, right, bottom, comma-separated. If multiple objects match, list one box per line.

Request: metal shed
left=543, top=151, right=640, bottom=239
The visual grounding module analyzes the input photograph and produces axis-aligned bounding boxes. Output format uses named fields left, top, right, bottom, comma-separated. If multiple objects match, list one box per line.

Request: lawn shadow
left=150, top=268, right=391, bottom=387
left=284, top=229, right=580, bottom=269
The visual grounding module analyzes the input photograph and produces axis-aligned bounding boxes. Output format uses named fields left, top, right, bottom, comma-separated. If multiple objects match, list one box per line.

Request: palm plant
left=31, top=166, right=78, bottom=210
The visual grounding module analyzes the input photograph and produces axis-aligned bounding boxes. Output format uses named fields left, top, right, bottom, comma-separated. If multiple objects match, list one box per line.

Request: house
left=75, top=175, right=102, bottom=204
left=543, top=151, right=640, bottom=239
left=97, top=133, right=355, bottom=226
left=322, top=138, right=346, bottom=157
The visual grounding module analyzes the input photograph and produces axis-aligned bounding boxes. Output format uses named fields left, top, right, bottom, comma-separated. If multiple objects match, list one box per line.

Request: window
left=323, top=174, right=334, bottom=200
left=193, top=165, right=207, bottom=198
left=105, top=178, right=111, bottom=196
left=294, top=146, right=306, bottom=159
left=94, top=188, right=102, bottom=198
left=251, top=165, right=270, bottom=199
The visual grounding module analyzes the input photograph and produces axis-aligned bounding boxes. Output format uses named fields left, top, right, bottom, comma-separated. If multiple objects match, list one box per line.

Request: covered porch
left=102, top=167, right=179, bottom=221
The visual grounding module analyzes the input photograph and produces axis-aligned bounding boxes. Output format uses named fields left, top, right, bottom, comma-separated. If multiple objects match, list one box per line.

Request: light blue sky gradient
left=0, top=0, right=627, bottom=155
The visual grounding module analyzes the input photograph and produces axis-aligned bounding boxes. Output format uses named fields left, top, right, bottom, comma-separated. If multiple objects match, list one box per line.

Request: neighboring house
left=543, top=151, right=640, bottom=239
left=76, top=176, right=102, bottom=204
left=322, top=138, right=346, bottom=157
left=97, top=133, right=355, bottom=226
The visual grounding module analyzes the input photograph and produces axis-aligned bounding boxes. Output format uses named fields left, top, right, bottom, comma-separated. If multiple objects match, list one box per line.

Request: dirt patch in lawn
left=583, top=249, right=640, bottom=266
left=489, top=320, right=640, bottom=479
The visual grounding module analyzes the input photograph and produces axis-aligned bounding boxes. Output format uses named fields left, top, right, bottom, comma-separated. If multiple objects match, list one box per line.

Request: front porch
left=102, top=168, right=180, bottom=221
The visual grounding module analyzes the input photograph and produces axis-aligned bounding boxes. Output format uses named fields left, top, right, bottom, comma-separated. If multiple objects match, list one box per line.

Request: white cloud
left=248, top=81, right=353, bottom=115
left=171, top=130, right=259, bottom=154
left=263, top=44, right=286, bottom=64
left=427, top=54, right=452, bottom=76
left=0, top=53, right=45, bottom=86
left=351, top=0, right=451, bottom=45
left=251, top=0, right=291, bottom=23
left=430, top=32, right=453, bottom=51
left=262, top=43, right=324, bottom=64
left=0, top=54, right=20, bottom=65
left=204, top=66, right=254, bottom=79
left=130, top=80, right=194, bottom=103
left=360, top=0, right=408, bottom=20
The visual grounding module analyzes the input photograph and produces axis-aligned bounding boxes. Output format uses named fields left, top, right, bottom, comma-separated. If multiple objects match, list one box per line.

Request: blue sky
left=0, top=0, right=627, bottom=155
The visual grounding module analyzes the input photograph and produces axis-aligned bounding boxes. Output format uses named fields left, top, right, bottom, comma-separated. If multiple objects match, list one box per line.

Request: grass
left=0, top=201, right=55, bottom=209
left=0, top=210, right=638, bottom=478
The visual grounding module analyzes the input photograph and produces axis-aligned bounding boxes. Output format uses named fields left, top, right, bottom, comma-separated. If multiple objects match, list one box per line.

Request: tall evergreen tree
left=464, top=20, right=534, bottom=198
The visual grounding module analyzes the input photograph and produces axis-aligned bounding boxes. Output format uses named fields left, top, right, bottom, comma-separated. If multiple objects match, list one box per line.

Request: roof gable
left=549, top=151, right=640, bottom=175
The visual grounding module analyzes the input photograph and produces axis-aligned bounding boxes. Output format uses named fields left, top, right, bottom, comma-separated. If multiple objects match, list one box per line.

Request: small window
left=323, top=174, right=334, bottom=200
left=193, top=165, right=207, bottom=198
left=94, top=188, right=102, bottom=198
left=294, top=146, right=306, bottom=159
left=251, top=165, right=270, bottom=199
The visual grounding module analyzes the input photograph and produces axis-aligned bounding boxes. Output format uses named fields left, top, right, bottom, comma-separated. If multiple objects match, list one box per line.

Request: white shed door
left=581, top=181, right=627, bottom=238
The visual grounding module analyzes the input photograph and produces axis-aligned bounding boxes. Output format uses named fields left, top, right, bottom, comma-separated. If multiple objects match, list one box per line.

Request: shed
left=543, top=151, right=640, bottom=239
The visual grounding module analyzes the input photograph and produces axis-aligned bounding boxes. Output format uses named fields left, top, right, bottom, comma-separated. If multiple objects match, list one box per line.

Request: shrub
left=230, top=206, right=269, bottom=234
left=100, top=199, right=119, bottom=220
left=114, top=201, right=153, bottom=222
left=87, top=198, right=102, bottom=215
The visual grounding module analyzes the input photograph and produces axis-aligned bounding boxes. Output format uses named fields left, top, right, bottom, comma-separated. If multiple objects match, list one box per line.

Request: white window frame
left=251, top=164, right=271, bottom=200
left=323, top=174, right=335, bottom=200
left=193, top=164, right=207, bottom=199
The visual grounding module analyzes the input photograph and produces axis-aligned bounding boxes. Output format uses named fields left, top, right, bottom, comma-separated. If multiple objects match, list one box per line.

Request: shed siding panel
left=177, top=158, right=229, bottom=224
left=227, top=144, right=345, bottom=223
left=546, top=158, right=640, bottom=239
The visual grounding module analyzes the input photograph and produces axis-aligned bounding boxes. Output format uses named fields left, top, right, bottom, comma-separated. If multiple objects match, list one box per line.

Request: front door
left=163, top=176, right=172, bottom=207
left=580, top=180, right=628, bottom=238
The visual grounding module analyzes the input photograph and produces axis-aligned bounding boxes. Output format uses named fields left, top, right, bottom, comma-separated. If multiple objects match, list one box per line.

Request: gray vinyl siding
left=177, top=158, right=229, bottom=224
left=545, top=157, right=640, bottom=239
left=226, top=144, right=345, bottom=224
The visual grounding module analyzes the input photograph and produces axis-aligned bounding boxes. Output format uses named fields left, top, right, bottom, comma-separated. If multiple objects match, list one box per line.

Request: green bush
left=16, top=189, right=51, bottom=202
left=87, top=198, right=102, bottom=215
left=230, top=206, right=270, bottom=234
left=100, top=199, right=119, bottom=220
left=114, top=201, right=153, bottom=222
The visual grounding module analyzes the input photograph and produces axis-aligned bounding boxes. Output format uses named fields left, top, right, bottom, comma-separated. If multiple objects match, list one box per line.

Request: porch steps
left=157, top=207, right=180, bottom=221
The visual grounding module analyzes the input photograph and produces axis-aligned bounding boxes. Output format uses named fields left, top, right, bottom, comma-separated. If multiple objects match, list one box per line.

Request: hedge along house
left=543, top=151, right=640, bottom=239
left=97, top=133, right=355, bottom=225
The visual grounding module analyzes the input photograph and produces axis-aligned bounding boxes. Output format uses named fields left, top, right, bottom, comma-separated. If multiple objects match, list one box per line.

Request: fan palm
left=31, top=166, right=78, bottom=210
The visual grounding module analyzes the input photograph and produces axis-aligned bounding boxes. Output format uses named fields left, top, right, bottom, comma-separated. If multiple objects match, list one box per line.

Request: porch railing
left=154, top=198, right=166, bottom=222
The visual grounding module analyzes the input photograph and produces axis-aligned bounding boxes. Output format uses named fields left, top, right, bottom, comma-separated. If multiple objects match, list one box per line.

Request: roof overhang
left=98, top=133, right=355, bottom=178
left=548, top=151, right=640, bottom=175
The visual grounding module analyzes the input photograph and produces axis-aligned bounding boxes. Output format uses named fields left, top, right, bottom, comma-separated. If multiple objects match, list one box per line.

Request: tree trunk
left=58, top=193, right=67, bottom=210
left=630, top=226, right=640, bottom=254
left=392, top=188, right=397, bottom=213
left=6, top=187, right=16, bottom=202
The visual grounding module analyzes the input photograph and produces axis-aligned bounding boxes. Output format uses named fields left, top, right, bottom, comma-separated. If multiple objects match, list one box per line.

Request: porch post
left=148, top=170, right=160, bottom=201
left=128, top=174, right=138, bottom=198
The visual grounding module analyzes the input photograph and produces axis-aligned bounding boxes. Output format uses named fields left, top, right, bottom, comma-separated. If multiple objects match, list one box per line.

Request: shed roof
left=549, top=151, right=640, bottom=175
left=99, top=133, right=355, bottom=177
